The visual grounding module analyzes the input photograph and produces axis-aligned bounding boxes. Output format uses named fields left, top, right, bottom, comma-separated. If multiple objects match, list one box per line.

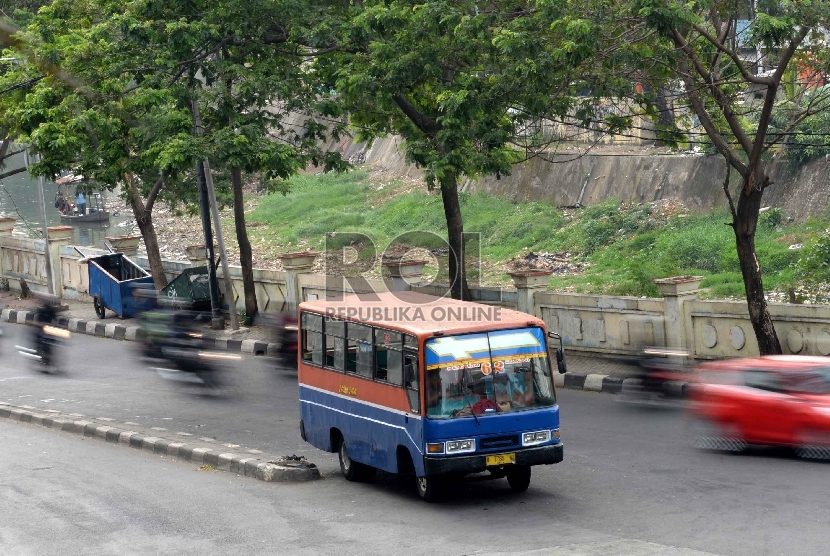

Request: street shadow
left=348, top=469, right=561, bottom=507
left=694, top=444, right=830, bottom=464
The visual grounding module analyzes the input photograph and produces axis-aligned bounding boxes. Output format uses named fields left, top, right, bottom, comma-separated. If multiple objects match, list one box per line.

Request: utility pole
left=30, top=150, right=54, bottom=295
left=192, top=97, right=238, bottom=330
left=202, top=157, right=239, bottom=330
left=195, top=159, right=224, bottom=329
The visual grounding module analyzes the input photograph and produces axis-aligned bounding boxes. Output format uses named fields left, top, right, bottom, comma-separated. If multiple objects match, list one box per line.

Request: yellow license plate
left=485, top=453, right=516, bottom=466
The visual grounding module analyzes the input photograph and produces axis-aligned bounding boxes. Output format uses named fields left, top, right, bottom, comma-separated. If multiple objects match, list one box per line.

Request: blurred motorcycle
left=17, top=324, right=71, bottom=374
left=277, top=321, right=298, bottom=369
left=255, top=312, right=298, bottom=370
left=138, top=307, right=237, bottom=388
left=615, top=347, right=693, bottom=407
left=16, top=293, right=70, bottom=374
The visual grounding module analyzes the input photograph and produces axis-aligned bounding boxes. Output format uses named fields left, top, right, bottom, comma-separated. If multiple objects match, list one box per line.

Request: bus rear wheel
left=506, top=466, right=531, bottom=493
left=338, top=439, right=375, bottom=482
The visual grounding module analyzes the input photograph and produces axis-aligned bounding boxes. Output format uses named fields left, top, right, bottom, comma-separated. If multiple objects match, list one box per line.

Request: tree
left=0, top=0, right=345, bottom=299
left=0, top=1, right=202, bottom=288
left=632, top=0, right=830, bottom=354
left=311, top=1, right=611, bottom=300
left=189, top=13, right=348, bottom=321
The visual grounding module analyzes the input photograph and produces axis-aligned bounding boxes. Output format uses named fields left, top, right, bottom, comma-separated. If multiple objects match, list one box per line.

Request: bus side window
left=324, top=318, right=346, bottom=371
left=301, top=312, right=323, bottom=366
left=386, top=350, right=403, bottom=386
left=347, top=323, right=373, bottom=378
left=375, top=329, right=402, bottom=384
left=404, top=352, right=419, bottom=413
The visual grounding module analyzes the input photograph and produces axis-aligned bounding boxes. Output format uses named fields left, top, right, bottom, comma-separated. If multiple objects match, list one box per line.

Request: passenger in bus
left=426, top=369, right=481, bottom=418
left=493, top=368, right=535, bottom=409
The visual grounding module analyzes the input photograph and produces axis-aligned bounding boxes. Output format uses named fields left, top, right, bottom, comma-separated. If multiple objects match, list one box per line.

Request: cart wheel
left=94, top=296, right=106, bottom=319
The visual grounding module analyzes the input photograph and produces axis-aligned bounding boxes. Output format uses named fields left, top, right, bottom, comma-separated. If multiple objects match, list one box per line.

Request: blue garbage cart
left=88, top=253, right=155, bottom=319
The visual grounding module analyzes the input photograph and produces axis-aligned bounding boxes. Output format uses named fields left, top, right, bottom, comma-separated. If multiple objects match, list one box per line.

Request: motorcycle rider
left=32, top=292, right=59, bottom=364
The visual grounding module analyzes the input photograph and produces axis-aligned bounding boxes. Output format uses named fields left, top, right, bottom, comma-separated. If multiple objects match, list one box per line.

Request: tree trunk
left=733, top=165, right=781, bottom=355
left=125, top=173, right=167, bottom=289
left=439, top=172, right=471, bottom=300
left=135, top=214, right=168, bottom=290
left=655, top=87, right=674, bottom=146
left=231, top=167, right=257, bottom=321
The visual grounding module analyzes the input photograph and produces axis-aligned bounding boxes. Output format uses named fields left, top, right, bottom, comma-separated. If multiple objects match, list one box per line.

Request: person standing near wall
left=75, top=191, right=86, bottom=216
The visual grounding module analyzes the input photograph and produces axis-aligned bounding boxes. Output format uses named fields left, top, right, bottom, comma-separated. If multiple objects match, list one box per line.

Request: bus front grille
left=479, top=434, right=519, bottom=450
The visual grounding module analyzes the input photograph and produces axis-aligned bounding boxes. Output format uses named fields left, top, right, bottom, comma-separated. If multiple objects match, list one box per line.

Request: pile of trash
left=507, top=251, right=586, bottom=275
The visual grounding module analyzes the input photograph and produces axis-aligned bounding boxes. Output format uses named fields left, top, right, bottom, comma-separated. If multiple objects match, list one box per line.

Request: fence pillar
left=0, top=218, right=14, bottom=280
left=381, top=258, right=428, bottom=292
left=105, top=235, right=142, bottom=258
left=653, top=276, right=704, bottom=352
left=508, top=270, right=553, bottom=316
left=0, top=217, right=14, bottom=236
left=47, top=226, right=72, bottom=297
left=278, top=251, right=318, bottom=316
left=185, top=244, right=217, bottom=267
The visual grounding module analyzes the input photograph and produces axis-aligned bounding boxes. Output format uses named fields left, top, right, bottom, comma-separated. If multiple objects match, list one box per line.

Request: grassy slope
left=249, top=169, right=823, bottom=299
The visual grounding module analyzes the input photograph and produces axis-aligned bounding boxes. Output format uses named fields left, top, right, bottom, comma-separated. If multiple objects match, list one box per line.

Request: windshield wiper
left=464, top=399, right=480, bottom=426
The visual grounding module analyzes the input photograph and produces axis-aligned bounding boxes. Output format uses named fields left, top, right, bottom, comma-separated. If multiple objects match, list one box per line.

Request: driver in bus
left=493, top=367, right=535, bottom=409
left=426, top=368, right=481, bottom=418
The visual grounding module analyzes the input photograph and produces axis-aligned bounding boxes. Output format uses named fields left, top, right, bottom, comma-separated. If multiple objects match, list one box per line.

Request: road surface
left=0, top=324, right=828, bottom=555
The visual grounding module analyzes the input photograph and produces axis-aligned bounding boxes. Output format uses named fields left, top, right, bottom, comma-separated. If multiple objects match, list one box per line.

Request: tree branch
left=391, top=94, right=441, bottom=138
left=676, top=57, right=748, bottom=175
left=671, top=28, right=755, bottom=155
left=145, top=174, right=165, bottom=213
left=749, top=26, right=811, bottom=171
left=0, top=165, right=27, bottom=180
left=764, top=90, right=830, bottom=151
left=692, top=22, right=773, bottom=86
left=722, top=162, right=737, bottom=221
left=124, top=172, right=147, bottom=222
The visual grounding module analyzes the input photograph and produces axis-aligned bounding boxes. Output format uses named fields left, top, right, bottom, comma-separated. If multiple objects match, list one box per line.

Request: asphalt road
left=1, top=323, right=829, bottom=556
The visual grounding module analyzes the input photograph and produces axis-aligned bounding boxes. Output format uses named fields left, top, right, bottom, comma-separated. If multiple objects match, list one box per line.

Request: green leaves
left=0, top=0, right=349, bottom=213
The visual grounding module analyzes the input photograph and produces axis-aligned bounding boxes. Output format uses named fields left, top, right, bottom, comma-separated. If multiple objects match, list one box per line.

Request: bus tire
left=506, top=465, right=531, bottom=493
left=416, top=475, right=442, bottom=503
left=338, top=438, right=375, bottom=482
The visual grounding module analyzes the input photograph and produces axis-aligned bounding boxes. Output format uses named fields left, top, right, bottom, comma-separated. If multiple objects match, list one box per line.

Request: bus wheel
left=416, top=475, right=442, bottom=503
left=338, top=439, right=375, bottom=482
left=506, top=466, right=531, bottom=493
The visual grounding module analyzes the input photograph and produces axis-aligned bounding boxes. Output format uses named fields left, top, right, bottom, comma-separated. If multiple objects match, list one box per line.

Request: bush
left=654, top=223, right=730, bottom=273
left=761, top=207, right=783, bottom=229
left=795, top=232, right=830, bottom=285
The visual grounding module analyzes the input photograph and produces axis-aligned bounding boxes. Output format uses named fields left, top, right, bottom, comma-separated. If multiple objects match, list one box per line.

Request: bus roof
left=299, top=291, right=545, bottom=337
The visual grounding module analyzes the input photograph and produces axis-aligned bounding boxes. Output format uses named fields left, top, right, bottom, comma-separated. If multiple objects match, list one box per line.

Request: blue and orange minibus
left=298, top=291, right=567, bottom=501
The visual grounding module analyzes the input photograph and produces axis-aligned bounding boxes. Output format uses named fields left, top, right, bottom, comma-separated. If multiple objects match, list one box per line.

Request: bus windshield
left=424, top=327, right=555, bottom=419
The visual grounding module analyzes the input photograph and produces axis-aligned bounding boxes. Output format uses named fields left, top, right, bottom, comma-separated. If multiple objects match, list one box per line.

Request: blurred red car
left=688, top=356, right=830, bottom=459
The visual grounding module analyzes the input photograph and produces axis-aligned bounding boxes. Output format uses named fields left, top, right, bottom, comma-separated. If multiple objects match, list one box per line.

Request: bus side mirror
left=548, top=331, right=567, bottom=374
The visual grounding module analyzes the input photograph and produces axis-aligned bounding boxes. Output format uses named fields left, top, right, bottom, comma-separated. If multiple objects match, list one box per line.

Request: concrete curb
left=1, top=309, right=275, bottom=357
left=554, top=372, right=690, bottom=396
left=0, top=402, right=320, bottom=483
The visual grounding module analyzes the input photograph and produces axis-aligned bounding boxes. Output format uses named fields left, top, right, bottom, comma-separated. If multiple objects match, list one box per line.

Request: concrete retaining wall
left=335, top=134, right=830, bottom=221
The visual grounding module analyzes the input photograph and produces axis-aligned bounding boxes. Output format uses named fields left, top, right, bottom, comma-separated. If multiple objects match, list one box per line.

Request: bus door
left=402, top=339, right=422, bottom=453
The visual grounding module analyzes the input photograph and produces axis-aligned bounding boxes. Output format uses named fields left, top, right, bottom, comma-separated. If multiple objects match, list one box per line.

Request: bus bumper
left=423, top=443, right=563, bottom=476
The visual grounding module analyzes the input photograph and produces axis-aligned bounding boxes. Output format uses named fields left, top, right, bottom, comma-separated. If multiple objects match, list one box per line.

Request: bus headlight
left=522, top=430, right=551, bottom=447
left=445, top=439, right=475, bottom=454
